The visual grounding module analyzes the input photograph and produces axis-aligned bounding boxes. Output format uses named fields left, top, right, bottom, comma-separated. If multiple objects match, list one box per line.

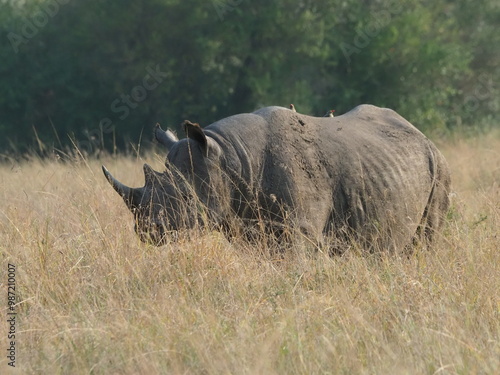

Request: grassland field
left=0, top=130, right=499, bottom=374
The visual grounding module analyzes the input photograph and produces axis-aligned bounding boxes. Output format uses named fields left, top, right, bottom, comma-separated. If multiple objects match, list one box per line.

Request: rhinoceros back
left=204, top=105, right=450, bottom=251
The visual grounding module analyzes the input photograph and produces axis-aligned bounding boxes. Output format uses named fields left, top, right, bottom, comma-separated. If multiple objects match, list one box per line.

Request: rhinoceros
left=102, top=105, right=450, bottom=252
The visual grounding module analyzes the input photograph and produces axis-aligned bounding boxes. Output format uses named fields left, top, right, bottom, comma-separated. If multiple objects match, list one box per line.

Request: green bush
left=0, top=0, right=498, bottom=154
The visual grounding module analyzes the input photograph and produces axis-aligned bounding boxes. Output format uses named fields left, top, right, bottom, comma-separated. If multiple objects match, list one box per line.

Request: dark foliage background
left=0, top=0, right=498, bottom=155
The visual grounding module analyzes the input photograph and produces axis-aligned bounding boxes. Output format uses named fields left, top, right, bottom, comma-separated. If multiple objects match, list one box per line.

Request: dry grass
left=1, top=131, right=499, bottom=374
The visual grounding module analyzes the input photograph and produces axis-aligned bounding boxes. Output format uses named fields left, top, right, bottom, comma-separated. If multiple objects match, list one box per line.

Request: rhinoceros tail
left=417, top=146, right=451, bottom=247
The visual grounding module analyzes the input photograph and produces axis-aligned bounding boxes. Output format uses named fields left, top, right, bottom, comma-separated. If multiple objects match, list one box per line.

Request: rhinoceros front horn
left=102, top=165, right=141, bottom=208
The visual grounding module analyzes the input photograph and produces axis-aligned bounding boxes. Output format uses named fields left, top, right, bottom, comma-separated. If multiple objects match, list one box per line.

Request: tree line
left=0, top=0, right=498, bottom=155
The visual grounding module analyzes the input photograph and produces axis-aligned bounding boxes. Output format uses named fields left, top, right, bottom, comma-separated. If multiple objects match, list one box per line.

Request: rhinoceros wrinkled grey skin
left=102, top=105, right=451, bottom=252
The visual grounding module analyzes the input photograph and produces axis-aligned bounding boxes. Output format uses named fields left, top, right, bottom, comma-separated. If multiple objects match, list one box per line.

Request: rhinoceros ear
left=154, top=123, right=178, bottom=150
left=184, top=120, right=208, bottom=156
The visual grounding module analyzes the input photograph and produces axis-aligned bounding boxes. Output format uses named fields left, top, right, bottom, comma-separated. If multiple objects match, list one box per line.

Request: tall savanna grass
left=1, top=131, right=499, bottom=374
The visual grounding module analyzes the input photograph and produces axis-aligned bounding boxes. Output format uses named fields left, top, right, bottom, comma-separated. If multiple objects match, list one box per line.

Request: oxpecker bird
left=289, top=104, right=296, bottom=112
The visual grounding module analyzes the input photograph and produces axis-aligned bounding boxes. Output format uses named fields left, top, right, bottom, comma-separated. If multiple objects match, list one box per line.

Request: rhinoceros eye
left=180, top=190, right=194, bottom=201
left=158, top=209, right=167, bottom=219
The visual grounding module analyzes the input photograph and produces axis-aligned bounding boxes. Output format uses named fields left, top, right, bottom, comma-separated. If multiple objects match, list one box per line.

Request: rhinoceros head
left=102, top=121, right=226, bottom=244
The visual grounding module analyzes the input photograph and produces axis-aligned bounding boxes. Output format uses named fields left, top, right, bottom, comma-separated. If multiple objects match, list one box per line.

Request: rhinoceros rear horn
left=102, top=165, right=141, bottom=209
left=142, top=163, right=162, bottom=184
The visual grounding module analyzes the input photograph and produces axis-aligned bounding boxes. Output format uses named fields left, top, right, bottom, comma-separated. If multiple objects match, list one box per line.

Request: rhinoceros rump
left=103, top=105, right=450, bottom=252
